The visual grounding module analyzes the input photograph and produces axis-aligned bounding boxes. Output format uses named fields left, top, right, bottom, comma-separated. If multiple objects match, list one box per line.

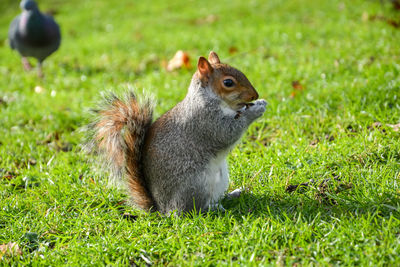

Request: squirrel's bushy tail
left=87, top=91, right=154, bottom=210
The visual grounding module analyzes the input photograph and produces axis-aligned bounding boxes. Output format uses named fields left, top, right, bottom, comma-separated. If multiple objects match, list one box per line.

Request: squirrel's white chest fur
left=201, top=103, right=238, bottom=205
left=203, top=149, right=230, bottom=205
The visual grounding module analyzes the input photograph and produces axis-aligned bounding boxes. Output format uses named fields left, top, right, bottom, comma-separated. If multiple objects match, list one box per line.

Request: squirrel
left=87, top=51, right=267, bottom=215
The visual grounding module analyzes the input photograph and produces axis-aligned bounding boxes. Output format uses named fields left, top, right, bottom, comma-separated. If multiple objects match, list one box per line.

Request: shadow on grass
left=83, top=181, right=399, bottom=224
left=221, top=189, right=400, bottom=223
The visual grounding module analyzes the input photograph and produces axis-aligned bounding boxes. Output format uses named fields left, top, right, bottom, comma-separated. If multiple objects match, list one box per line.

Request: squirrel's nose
left=251, top=91, right=259, bottom=101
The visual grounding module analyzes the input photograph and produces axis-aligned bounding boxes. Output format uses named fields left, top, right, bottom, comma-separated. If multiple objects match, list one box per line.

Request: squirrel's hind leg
left=208, top=203, right=226, bottom=213
left=207, top=189, right=242, bottom=213
left=227, top=188, right=242, bottom=199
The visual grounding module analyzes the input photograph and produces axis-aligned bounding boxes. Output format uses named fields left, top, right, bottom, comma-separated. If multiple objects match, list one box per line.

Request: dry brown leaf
left=292, top=80, right=304, bottom=90
left=166, top=51, right=191, bottom=71
left=228, top=47, right=238, bottom=55
left=393, top=0, right=400, bottom=10
left=289, top=80, right=304, bottom=98
left=387, top=19, right=400, bottom=28
left=0, top=242, right=22, bottom=258
left=1, top=169, right=16, bottom=180
left=368, top=122, right=383, bottom=131
left=368, top=122, right=400, bottom=132
left=387, top=123, right=400, bottom=132
left=369, top=14, right=400, bottom=28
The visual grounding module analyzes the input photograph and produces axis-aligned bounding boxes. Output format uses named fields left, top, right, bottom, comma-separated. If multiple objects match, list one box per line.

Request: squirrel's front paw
left=246, top=99, right=267, bottom=119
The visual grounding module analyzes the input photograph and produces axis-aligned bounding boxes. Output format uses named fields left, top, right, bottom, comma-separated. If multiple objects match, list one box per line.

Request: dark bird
left=8, top=0, right=61, bottom=77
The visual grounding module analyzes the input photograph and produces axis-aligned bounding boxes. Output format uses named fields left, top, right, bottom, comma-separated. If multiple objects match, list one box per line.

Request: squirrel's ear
left=208, top=51, right=220, bottom=64
left=197, top=56, right=213, bottom=78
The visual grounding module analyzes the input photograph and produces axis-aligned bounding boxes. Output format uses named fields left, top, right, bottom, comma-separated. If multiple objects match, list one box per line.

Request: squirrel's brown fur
left=89, top=92, right=154, bottom=210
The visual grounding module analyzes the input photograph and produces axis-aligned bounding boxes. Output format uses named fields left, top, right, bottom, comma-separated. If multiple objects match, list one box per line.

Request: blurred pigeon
left=8, top=0, right=61, bottom=76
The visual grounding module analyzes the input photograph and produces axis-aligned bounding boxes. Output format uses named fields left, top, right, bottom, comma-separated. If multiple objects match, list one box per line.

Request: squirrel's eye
left=223, top=79, right=235, bottom=87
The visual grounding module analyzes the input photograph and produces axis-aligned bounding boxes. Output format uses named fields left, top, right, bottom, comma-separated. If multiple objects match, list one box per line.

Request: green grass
left=1, top=0, right=400, bottom=265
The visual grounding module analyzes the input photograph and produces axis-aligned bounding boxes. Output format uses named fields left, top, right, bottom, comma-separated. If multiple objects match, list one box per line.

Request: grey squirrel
left=88, top=51, right=267, bottom=214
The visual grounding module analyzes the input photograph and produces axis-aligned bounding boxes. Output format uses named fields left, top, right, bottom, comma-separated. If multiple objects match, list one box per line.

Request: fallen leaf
left=115, top=200, right=126, bottom=206
left=228, top=47, right=238, bottom=55
left=368, top=122, right=384, bottom=131
left=387, top=123, right=400, bottom=132
left=292, top=80, right=303, bottom=90
left=289, top=80, right=304, bottom=98
left=368, top=14, right=400, bottom=29
left=166, top=50, right=191, bottom=71
left=372, top=122, right=382, bottom=127
left=368, top=122, right=400, bottom=133
left=393, top=0, right=400, bottom=10
left=1, top=169, right=16, bottom=180
left=387, top=19, right=400, bottom=28
left=0, top=242, right=22, bottom=258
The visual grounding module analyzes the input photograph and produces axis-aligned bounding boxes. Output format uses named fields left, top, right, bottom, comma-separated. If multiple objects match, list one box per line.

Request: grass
left=1, top=0, right=400, bottom=265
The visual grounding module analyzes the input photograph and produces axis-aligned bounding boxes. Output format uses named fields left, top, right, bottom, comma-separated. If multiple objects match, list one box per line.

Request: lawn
left=1, top=0, right=400, bottom=265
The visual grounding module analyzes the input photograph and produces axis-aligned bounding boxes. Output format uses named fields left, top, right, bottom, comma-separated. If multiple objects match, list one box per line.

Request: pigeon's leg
left=37, top=61, right=44, bottom=78
left=22, top=57, right=32, bottom=71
